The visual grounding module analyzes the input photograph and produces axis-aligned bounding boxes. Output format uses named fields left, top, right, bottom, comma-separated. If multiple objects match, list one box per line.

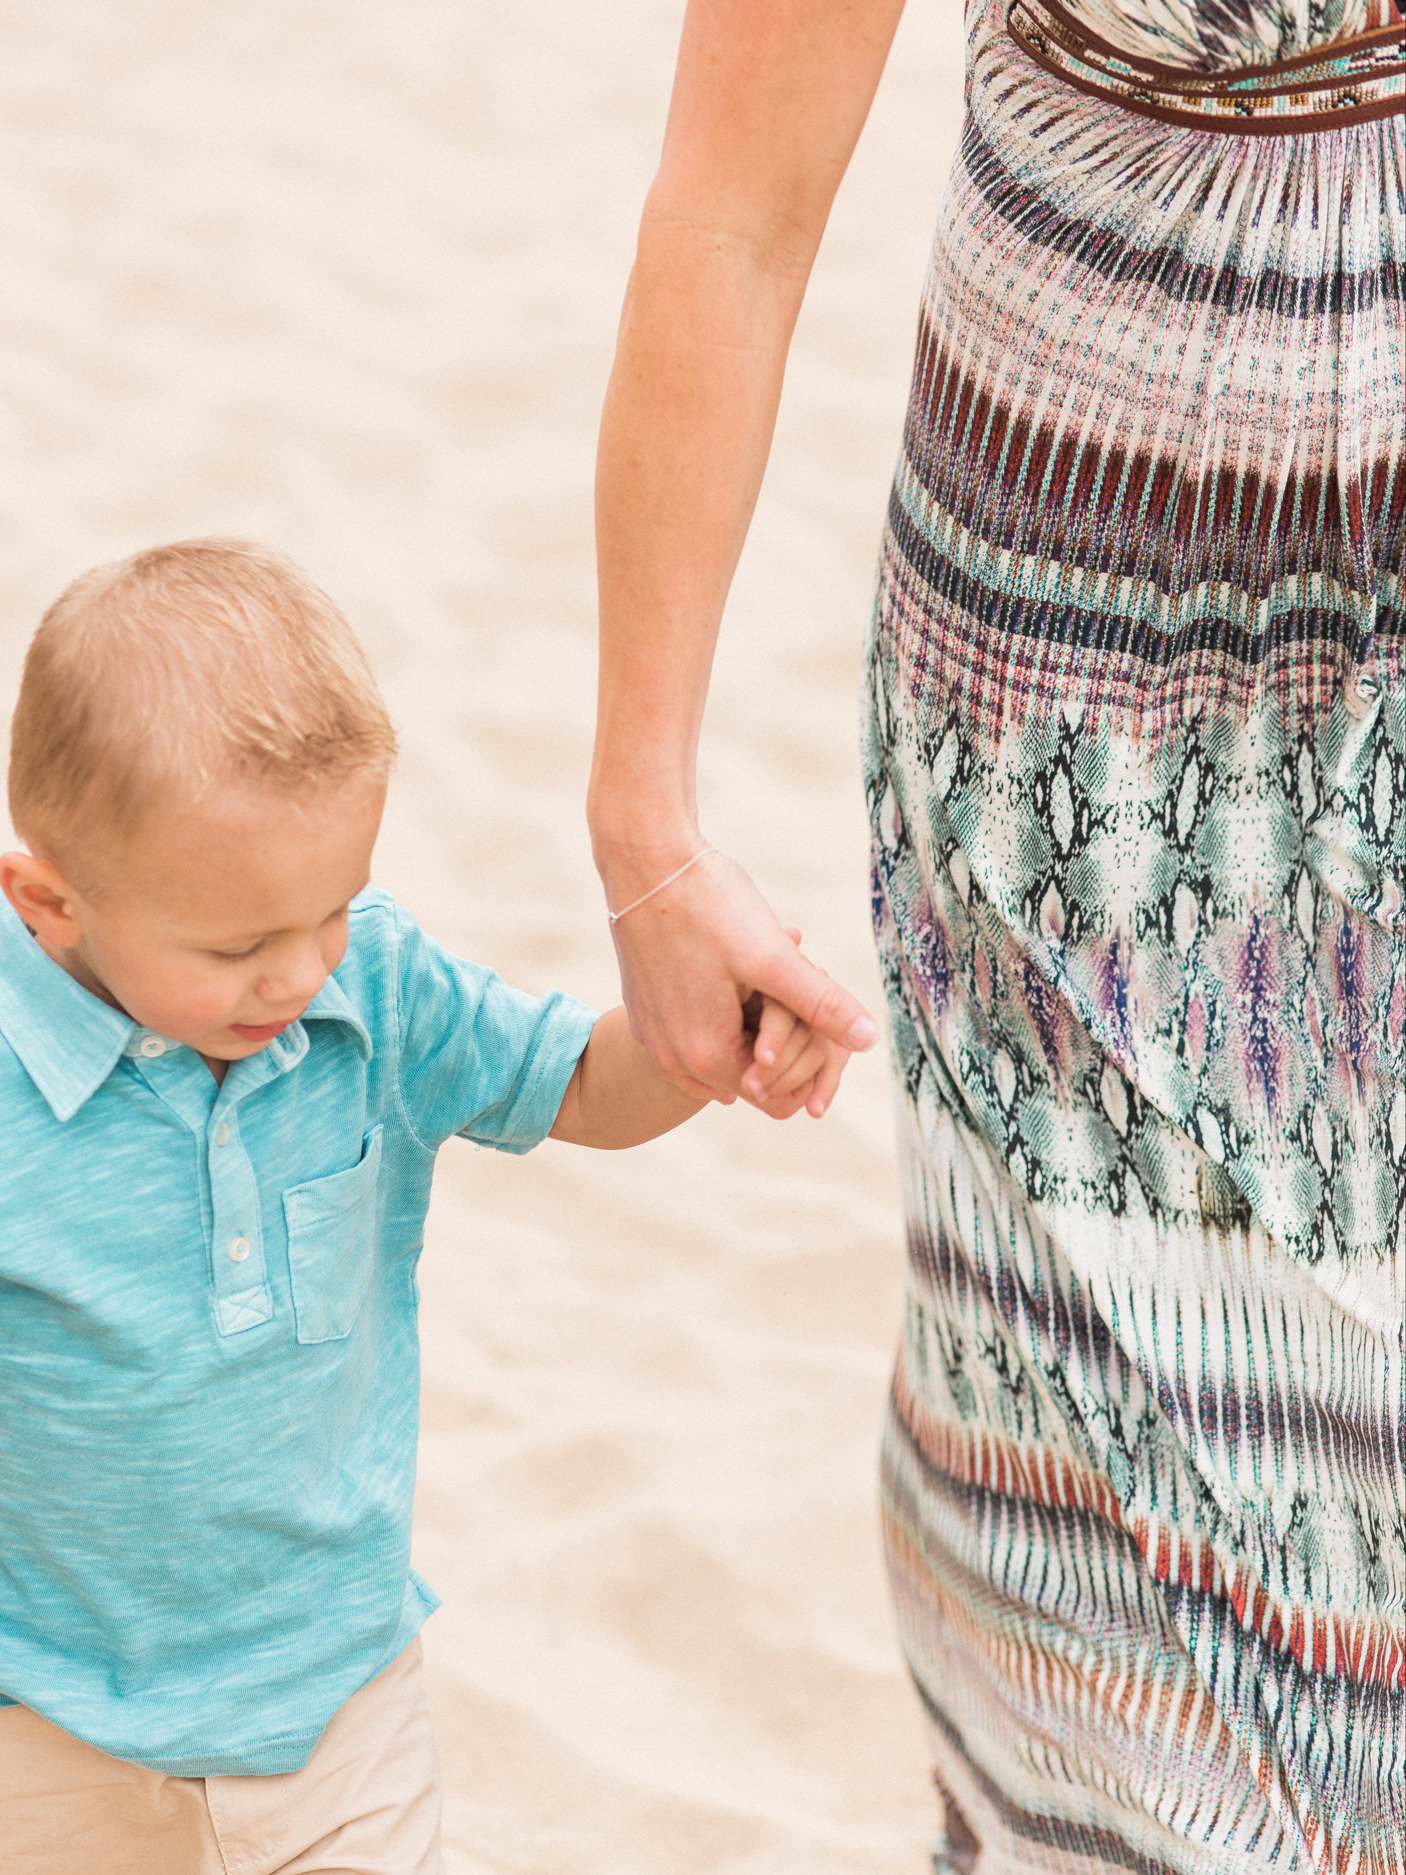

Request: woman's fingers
left=628, top=998, right=748, bottom=1100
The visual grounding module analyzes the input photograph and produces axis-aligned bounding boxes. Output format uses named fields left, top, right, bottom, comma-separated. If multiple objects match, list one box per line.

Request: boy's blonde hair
left=8, top=538, right=397, bottom=880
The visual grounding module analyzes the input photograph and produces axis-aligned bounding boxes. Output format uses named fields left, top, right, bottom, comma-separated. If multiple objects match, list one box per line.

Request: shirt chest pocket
left=282, top=1127, right=383, bottom=1345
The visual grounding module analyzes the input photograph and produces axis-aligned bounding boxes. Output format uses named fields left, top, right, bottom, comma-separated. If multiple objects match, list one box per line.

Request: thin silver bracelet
left=606, top=847, right=719, bottom=925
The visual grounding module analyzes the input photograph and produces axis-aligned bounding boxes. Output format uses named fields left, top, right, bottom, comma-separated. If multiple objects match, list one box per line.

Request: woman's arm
left=590, top=0, right=905, bottom=1109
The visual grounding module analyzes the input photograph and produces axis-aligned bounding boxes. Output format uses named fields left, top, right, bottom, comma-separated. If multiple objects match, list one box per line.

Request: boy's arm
left=549, top=996, right=838, bottom=1148
left=549, top=1006, right=706, bottom=1148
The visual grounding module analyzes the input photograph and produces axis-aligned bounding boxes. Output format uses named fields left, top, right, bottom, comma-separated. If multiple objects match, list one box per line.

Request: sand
left=0, top=3, right=966, bottom=1868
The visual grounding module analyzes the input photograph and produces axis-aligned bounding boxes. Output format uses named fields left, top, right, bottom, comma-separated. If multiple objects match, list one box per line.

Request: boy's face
left=3, top=772, right=385, bottom=1066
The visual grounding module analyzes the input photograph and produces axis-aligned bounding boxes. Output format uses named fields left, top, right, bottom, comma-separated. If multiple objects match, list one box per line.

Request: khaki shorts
left=0, top=1638, right=443, bottom=1875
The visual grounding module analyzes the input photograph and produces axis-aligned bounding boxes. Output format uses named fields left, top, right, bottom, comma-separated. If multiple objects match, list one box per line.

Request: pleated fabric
left=865, top=0, right=1406, bottom=1866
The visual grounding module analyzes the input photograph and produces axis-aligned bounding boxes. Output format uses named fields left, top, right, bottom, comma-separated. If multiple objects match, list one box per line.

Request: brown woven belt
left=1007, top=0, right=1405, bottom=133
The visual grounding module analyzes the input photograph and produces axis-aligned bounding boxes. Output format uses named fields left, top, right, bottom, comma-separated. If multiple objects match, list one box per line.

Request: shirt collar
left=0, top=898, right=136, bottom=1122
left=299, top=972, right=372, bottom=1059
left=0, top=898, right=372, bottom=1122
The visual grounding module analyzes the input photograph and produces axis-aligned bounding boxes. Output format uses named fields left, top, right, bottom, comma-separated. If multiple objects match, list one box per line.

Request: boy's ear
left=0, top=850, right=84, bottom=947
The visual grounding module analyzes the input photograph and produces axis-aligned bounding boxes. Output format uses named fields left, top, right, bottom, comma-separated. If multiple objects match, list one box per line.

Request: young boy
left=0, top=539, right=829, bottom=1874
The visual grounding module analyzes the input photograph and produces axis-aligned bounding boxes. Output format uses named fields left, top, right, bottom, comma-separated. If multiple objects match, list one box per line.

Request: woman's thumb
left=757, top=945, right=878, bottom=1052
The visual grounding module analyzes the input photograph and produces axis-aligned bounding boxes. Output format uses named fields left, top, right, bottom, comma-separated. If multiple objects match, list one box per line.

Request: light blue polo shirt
left=0, top=888, right=595, bottom=1775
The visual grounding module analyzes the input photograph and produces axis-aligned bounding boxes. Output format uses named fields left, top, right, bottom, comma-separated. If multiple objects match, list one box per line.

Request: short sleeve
left=391, top=904, right=597, bottom=1153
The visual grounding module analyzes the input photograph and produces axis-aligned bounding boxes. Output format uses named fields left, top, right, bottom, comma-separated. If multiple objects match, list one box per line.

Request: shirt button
left=138, top=1035, right=166, bottom=1058
left=214, top=1122, right=230, bottom=1147
left=228, top=1236, right=251, bottom=1263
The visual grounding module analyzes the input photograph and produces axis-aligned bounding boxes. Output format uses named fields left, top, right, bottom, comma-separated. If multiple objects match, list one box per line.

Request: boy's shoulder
left=322, top=887, right=397, bottom=1006
left=333, top=887, right=593, bottom=1062
left=344, top=884, right=399, bottom=947
left=338, top=886, right=468, bottom=976
left=329, top=887, right=503, bottom=1026
left=325, top=887, right=413, bottom=1028
left=329, top=888, right=596, bottom=1153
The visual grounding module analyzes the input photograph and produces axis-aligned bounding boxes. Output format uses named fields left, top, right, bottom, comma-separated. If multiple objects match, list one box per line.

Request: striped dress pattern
left=865, top=0, right=1405, bottom=1867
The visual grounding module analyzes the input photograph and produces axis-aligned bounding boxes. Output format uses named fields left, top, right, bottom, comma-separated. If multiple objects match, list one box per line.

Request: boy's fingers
left=758, top=1044, right=850, bottom=1120
left=805, top=1045, right=849, bottom=1118
left=753, top=1082, right=811, bottom=1120
left=736, top=994, right=862, bottom=1116
left=751, top=995, right=800, bottom=1068
left=770, top=1028, right=828, bottom=1090
left=751, top=1010, right=813, bottom=1085
left=750, top=1032, right=832, bottom=1109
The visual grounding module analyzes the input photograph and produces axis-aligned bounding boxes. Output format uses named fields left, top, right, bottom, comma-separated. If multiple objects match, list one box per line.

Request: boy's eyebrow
left=190, top=917, right=321, bottom=946
left=166, top=921, right=282, bottom=949
left=182, top=882, right=369, bottom=947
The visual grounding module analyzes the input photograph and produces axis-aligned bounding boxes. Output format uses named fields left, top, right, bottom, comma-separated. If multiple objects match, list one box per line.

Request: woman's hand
left=605, top=846, right=877, bottom=1115
left=591, top=0, right=903, bottom=1118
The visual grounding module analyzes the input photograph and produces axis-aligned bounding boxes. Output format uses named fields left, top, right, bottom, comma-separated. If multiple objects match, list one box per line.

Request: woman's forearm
left=589, top=0, right=907, bottom=907
left=590, top=210, right=814, bottom=895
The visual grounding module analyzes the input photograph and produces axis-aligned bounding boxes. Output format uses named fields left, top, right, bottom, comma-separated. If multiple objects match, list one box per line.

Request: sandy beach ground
left=0, top=3, right=966, bottom=1867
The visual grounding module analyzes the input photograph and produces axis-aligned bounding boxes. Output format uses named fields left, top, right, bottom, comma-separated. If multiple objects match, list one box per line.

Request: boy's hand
left=552, top=931, right=857, bottom=1149
left=740, top=975, right=850, bottom=1119
left=738, top=928, right=853, bottom=1119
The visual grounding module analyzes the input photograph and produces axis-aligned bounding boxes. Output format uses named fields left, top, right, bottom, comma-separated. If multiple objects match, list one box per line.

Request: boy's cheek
left=117, top=966, right=242, bottom=1042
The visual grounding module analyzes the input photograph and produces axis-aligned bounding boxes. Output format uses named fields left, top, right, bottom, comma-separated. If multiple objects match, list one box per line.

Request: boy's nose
left=257, top=948, right=328, bottom=1010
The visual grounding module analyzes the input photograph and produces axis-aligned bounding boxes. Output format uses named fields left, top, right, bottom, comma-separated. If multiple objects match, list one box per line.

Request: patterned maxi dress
left=865, top=1, right=1405, bottom=1868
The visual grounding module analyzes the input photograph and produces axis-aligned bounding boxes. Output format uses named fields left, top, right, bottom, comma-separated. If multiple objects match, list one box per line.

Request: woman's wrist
left=588, top=774, right=700, bottom=871
left=606, top=846, right=720, bottom=925
left=589, top=820, right=709, bottom=906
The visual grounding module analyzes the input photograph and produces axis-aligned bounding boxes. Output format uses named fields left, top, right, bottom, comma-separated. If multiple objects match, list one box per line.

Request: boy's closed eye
left=207, top=904, right=352, bottom=965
